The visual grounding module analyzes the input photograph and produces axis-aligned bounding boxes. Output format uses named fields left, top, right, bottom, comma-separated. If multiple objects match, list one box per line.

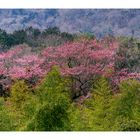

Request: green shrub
left=9, top=80, right=39, bottom=130
left=0, top=97, right=15, bottom=131
left=119, top=119, right=140, bottom=131
left=10, top=80, right=31, bottom=109
left=115, top=79, right=140, bottom=119
left=113, top=79, right=140, bottom=130
left=69, top=104, right=94, bottom=131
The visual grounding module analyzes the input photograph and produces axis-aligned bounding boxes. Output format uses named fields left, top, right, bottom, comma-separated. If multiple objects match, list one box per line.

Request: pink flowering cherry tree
left=42, top=39, right=120, bottom=98
left=0, top=45, right=45, bottom=88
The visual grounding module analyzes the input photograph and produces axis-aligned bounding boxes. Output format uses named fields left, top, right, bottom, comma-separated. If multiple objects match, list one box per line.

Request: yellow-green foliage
left=25, top=67, right=71, bottom=131
left=1, top=69, right=140, bottom=131
left=69, top=77, right=115, bottom=131
left=0, top=97, right=15, bottom=130
left=116, top=79, right=140, bottom=118
left=84, top=76, right=114, bottom=130
left=69, top=104, right=94, bottom=131
left=10, top=80, right=31, bottom=109
left=113, top=79, right=140, bottom=131
left=9, top=80, right=38, bottom=130
left=37, top=66, right=71, bottom=102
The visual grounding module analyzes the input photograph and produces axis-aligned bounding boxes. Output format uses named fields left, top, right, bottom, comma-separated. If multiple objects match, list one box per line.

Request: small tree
left=84, top=76, right=114, bottom=130
left=27, top=67, right=71, bottom=131
left=43, top=39, right=118, bottom=98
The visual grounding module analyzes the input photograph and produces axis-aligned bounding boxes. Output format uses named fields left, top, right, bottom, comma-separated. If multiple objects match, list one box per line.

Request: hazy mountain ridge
left=0, top=9, right=140, bottom=37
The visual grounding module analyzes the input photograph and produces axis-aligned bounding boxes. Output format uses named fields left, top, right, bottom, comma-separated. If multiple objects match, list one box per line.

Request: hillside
left=1, top=9, right=140, bottom=37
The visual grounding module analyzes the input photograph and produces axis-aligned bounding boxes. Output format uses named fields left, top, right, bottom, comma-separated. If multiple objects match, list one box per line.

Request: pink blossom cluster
left=0, top=39, right=139, bottom=91
left=111, top=68, right=140, bottom=85
left=0, top=45, right=45, bottom=80
left=43, top=39, right=118, bottom=77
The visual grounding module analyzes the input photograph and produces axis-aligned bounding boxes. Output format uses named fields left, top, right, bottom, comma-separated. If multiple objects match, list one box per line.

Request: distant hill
left=0, top=9, right=140, bottom=38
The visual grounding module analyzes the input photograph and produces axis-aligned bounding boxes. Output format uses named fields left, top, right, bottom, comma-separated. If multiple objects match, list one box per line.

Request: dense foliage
left=0, top=29, right=140, bottom=131
left=0, top=27, right=75, bottom=51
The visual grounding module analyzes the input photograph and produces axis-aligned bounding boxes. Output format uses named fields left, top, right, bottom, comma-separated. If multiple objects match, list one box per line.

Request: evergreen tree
left=26, top=67, right=71, bottom=131
left=84, top=77, right=114, bottom=130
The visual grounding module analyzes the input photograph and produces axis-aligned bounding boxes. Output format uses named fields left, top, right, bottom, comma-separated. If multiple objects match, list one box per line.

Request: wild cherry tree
left=42, top=39, right=120, bottom=98
left=0, top=45, right=45, bottom=88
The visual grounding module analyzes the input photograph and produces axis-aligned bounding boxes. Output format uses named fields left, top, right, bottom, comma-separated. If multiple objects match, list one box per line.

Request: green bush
left=119, top=119, right=140, bottom=131
left=10, top=80, right=31, bottom=109
left=69, top=104, right=94, bottom=131
left=115, top=79, right=140, bottom=118
left=113, top=79, right=140, bottom=130
left=0, top=97, right=15, bottom=131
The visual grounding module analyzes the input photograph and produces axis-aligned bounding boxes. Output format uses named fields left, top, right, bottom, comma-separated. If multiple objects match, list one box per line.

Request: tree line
left=0, top=27, right=75, bottom=50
